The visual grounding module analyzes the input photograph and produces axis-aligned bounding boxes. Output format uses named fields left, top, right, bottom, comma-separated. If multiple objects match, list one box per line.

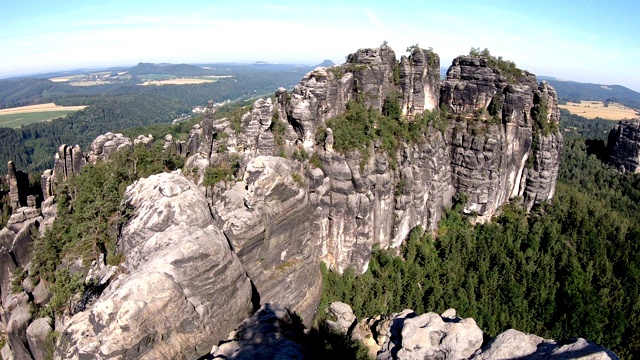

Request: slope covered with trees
left=0, top=93, right=190, bottom=172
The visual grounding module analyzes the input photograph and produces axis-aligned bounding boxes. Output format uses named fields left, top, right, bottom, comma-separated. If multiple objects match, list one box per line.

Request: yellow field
left=140, top=78, right=218, bottom=86
left=68, top=81, right=114, bottom=86
left=0, top=103, right=87, bottom=115
left=559, top=101, right=638, bottom=120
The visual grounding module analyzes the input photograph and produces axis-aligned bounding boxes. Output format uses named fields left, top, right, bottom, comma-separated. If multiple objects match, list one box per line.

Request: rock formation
left=608, top=119, right=640, bottom=173
left=0, top=44, right=567, bottom=359
left=213, top=156, right=321, bottom=324
left=56, top=171, right=254, bottom=359
left=210, top=302, right=618, bottom=360
left=399, top=48, right=440, bottom=117
left=334, top=302, right=618, bottom=360
left=53, top=144, right=85, bottom=182
left=183, top=45, right=563, bottom=274
left=86, top=132, right=133, bottom=164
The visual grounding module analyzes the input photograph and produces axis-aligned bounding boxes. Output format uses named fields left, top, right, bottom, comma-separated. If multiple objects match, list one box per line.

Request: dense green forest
left=0, top=93, right=190, bottom=172
left=319, top=113, right=640, bottom=358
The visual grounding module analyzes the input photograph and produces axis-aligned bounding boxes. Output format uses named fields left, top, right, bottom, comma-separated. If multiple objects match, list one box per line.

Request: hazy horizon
left=2, top=0, right=639, bottom=92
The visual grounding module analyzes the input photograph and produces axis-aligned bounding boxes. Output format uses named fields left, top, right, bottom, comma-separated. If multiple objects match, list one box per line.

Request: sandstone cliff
left=608, top=119, right=640, bottom=172
left=183, top=45, right=563, bottom=274
left=56, top=171, right=254, bottom=359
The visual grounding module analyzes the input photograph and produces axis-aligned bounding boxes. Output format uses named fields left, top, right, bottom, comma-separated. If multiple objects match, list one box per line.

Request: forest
left=0, top=93, right=190, bottom=173
left=319, top=112, right=640, bottom=359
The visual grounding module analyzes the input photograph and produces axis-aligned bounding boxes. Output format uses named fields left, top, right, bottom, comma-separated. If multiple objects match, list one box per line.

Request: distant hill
left=127, top=62, right=212, bottom=77
left=317, top=60, right=335, bottom=67
left=541, top=78, right=640, bottom=109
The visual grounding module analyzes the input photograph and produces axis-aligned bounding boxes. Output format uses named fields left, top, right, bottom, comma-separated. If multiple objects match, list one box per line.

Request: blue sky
left=1, top=0, right=639, bottom=91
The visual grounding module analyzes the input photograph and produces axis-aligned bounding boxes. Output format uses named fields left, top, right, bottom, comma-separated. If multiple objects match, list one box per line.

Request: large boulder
left=323, top=303, right=618, bottom=360
left=56, top=171, right=253, bottom=359
left=476, top=329, right=618, bottom=360
left=26, top=317, right=53, bottom=360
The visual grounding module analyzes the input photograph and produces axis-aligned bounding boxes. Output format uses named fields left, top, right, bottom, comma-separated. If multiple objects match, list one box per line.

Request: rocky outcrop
left=183, top=45, right=562, bottom=274
left=3, top=292, right=32, bottom=360
left=56, top=171, right=254, bottom=359
left=0, top=206, right=41, bottom=306
left=86, top=132, right=132, bottom=164
left=326, top=302, right=618, bottom=360
left=133, top=134, right=154, bottom=147
left=400, top=48, right=440, bottom=117
left=7, top=161, right=35, bottom=212
left=53, top=144, right=85, bottom=182
left=7, top=161, right=21, bottom=212
left=213, top=156, right=321, bottom=324
left=608, top=119, right=640, bottom=173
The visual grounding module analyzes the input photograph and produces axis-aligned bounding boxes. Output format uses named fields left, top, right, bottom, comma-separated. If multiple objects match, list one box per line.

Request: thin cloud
left=366, top=10, right=386, bottom=32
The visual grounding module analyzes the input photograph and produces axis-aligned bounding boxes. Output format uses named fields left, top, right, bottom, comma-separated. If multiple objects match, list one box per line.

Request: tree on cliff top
left=469, top=47, right=522, bottom=82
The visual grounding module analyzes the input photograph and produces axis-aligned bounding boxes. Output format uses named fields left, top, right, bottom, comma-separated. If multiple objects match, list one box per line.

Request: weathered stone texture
left=86, top=132, right=132, bottom=164
left=56, top=171, right=253, bottom=359
left=608, top=119, right=640, bottom=173
left=214, top=156, right=321, bottom=324
left=400, top=48, right=440, bottom=117
left=54, top=144, right=85, bottom=181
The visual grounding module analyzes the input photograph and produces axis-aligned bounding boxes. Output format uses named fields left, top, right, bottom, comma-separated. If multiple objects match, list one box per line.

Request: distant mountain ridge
left=127, top=62, right=212, bottom=77
left=542, top=77, right=640, bottom=109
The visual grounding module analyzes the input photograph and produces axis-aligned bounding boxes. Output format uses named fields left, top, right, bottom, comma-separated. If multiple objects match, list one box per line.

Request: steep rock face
left=53, top=144, right=85, bottom=182
left=442, top=57, right=560, bottom=218
left=399, top=48, right=440, bottom=117
left=287, top=46, right=399, bottom=149
left=7, top=161, right=21, bottom=212
left=213, top=156, right=321, bottom=324
left=56, top=171, right=253, bottom=359
left=608, top=119, right=640, bottom=173
left=0, top=207, right=41, bottom=306
left=523, top=81, right=563, bottom=208
left=310, top=130, right=453, bottom=273
left=26, top=317, right=53, bottom=360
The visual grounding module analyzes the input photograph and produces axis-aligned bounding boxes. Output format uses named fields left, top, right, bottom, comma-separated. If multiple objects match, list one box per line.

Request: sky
left=1, top=0, right=639, bottom=91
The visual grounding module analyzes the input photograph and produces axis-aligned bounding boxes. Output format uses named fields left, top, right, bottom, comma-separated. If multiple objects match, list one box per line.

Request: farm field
left=139, top=77, right=225, bottom=85
left=0, top=103, right=87, bottom=128
left=558, top=100, right=638, bottom=120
